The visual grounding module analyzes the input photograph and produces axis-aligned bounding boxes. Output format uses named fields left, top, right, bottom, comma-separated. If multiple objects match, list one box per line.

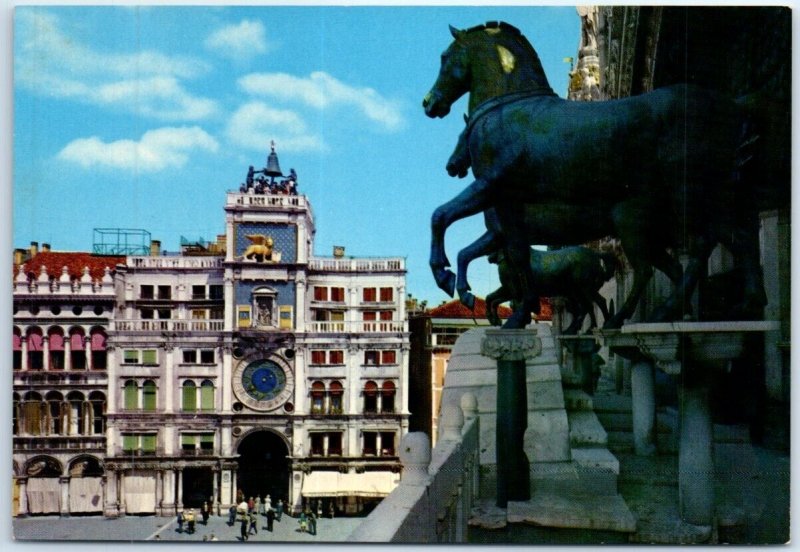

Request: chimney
left=150, top=240, right=161, bottom=256
left=13, top=248, right=26, bottom=266
left=333, top=245, right=345, bottom=258
left=29, top=241, right=38, bottom=258
left=41, top=243, right=51, bottom=253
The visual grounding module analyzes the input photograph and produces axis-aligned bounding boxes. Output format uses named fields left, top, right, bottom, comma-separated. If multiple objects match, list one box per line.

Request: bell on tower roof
left=265, top=140, right=283, bottom=178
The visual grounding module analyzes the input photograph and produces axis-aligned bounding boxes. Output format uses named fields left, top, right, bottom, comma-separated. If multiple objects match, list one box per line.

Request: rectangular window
left=141, top=350, right=157, bottom=365
left=364, top=350, right=379, bottom=365
left=362, top=311, right=376, bottom=321
left=200, top=433, right=214, bottom=450
left=209, top=285, right=224, bottom=300
left=157, top=308, right=171, bottom=320
left=200, top=383, right=214, bottom=411
left=362, top=287, right=376, bottom=302
left=311, top=350, right=326, bottom=365
left=379, top=311, right=393, bottom=321
left=181, top=433, right=196, bottom=452
left=122, top=434, right=137, bottom=452
left=183, top=350, right=197, bottom=364
left=157, top=285, right=171, bottom=300
left=124, top=350, right=139, bottom=364
left=381, top=350, right=397, bottom=365
left=210, top=307, right=224, bottom=320
left=200, top=349, right=215, bottom=364
left=329, top=350, right=344, bottom=365
left=328, top=433, right=343, bottom=456
left=142, top=434, right=157, bottom=453
left=140, top=285, right=154, bottom=299
left=313, top=286, right=328, bottom=301
left=363, top=432, right=377, bottom=456
left=192, top=285, right=206, bottom=300
left=140, top=308, right=154, bottom=319
left=182, top=384, right=197, bottom=412
left=380, top=287, right=393, bottom=302
left=331, top=287, right=345, bottom=302
left=191, top=309, right=207, bottom=320
left=380, top=432, right=396, bottom=456
left=310, top=433, right=324, bottom=456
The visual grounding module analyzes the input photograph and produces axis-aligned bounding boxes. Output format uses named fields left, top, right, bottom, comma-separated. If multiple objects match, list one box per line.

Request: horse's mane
left=463, top=21, right=549, bottom=86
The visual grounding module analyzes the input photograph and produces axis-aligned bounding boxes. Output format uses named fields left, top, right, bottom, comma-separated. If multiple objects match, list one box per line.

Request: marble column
left=60, top=476, right=70, bottom=516
left=481, top=329, right=542, bottom=507
left=43, top=337, right=50, bottom=372
left=176, top=468, right=184, bottom=509
left=17, top=477, right=29, bottom=517
left=630, top=360, right=657, bottom=456
left=678, top=369, right=714, bottom=526
left=21, top=337, right=28, bottom=372
left=84, top=337, right=92, bottom=371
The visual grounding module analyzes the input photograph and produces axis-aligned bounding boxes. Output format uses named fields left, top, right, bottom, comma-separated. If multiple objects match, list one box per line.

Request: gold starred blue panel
left=234, top=223, right=297, bottom=263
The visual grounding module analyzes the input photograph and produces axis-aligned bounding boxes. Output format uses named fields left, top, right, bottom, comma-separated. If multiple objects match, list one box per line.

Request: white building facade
left=14, top=150, right=409, bottom=517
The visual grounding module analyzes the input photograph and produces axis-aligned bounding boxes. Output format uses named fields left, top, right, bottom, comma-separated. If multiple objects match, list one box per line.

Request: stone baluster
left=398, top=432, right=430, bottom=486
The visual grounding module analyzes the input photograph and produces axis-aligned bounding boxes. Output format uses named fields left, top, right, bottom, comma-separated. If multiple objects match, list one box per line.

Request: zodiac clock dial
left=232, top=358, right=294, bottom=411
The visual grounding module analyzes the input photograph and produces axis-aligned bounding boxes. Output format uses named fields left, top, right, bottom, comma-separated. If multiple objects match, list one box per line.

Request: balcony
left=308, top=258, right=405, bottom=272
left=128, top=257, right=223, bottom=269
left=114, top=319, right=224, bottom=332
left=306, top=320, right=406, bottom=334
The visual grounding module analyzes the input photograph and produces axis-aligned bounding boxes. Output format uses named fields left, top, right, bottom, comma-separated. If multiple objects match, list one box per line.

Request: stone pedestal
left=601, top=321, right=779, bottom=527
left=481, top=329, right=542, bottom=508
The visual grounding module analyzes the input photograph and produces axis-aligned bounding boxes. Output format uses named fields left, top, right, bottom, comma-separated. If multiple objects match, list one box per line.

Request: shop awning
left=301, top=471, right=399, bottom=498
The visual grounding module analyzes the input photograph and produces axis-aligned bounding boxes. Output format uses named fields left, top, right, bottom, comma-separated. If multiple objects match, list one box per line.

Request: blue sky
left=13, top=5, right=580, bottom=305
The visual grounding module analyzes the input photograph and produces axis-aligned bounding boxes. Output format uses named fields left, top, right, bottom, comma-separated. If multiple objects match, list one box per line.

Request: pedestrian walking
left=186, top=509, right=196, bottom=534
left=240, top=515, right=249, bottom=541
left=228, top=504, right=237, bottom=526
left=248, top=496, right=255, bottom=513
left=248, top=511, right=258, bottom=535
left=202, top=502, right=210, bottom=525
left=265, top=494, right=272, bottom=513
left=177, top=510, right=185, bottom=533
left=316, top=499, right=323, bottom=519
left=328, top=501, right=335, bottom=519
left=275, top=499, right=284, bottom=521
left=308, top=509, right=317, bottom=536
left=298, top=511, right=307, bottom=533
left=257, top=494, right=264, bottom=515
left=266, top=506, right=275, bottom=532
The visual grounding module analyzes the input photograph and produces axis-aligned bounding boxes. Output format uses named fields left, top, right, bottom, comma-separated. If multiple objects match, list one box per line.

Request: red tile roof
left=428, top=296, right=552, bottom=321
left=16, top=252, right=125, bottom=281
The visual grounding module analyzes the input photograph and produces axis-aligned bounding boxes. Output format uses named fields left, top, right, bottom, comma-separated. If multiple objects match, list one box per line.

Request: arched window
left=90, top=329, right=107, bottom=370
left=363, top=381, right=378, bottom=414
left=182, top=381, right=197, bottom=412
left=27, top=327, right=44, bottom=370
left=66, top=391, right=85, bottom=435
left=382, top=381, right=396, bottom=413
left=329, top=381, right=344, bottom=414
left=310, top=381, right=325, bottom=414
left=45, top=391, right=64, bottom=435
left=123, top=380, right=138, bottom=410
left=142, top=380, right=157, bottom=411
left=48, top=328, right=65, bottom=370
left=200, top=380, right=215, bottom=411
left=13, top=328, right=22, bottom=370
left=89, top=391, right=106, bottom=434
left=22, top=392, right=44, bottom=436
left=70, top=329, right=86, bottom=370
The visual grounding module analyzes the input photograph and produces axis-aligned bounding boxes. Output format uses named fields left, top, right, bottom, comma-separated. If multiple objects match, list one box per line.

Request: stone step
left=567, top=410, right=608, bottom=448
left=616, top=452, right=678, bottom=486
left=596, top=411, right=676, bottom=434
left=563, top=389, right=593, bottom=412
left=507, top=491, right=636, bottom=533
left=607, top=430, right=634, bottom=453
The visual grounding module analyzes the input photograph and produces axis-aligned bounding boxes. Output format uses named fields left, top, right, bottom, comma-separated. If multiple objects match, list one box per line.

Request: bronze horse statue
left=423, top=21, right=765, bottom=329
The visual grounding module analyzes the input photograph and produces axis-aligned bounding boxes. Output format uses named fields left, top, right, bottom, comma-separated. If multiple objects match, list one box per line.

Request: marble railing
left=114, top=319, right=224, bottom=332
left=308, top=257, right=405, bottom=272
left=306, top=320, right=407, bottom=334
left=127, top=256, right=223, bottom=269
left=226, top=192, right=308, bottom=209
left=348, top=393, right=479, bottom=543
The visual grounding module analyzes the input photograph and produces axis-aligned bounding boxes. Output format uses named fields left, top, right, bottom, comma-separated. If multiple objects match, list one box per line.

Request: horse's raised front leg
left=430, top=178, right=492, bottom=296
left=456, top=229, right=501, bottom=310
left=485, top=286, right=510, bottom=327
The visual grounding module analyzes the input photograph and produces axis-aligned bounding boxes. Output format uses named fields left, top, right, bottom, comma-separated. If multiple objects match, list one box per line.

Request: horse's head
left=423, top=25, right=472, bottom=118
left=423, top=22, right=553, bottom=119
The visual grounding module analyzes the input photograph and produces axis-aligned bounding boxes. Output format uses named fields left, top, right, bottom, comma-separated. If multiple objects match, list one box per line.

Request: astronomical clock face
left=232, top=358, right=294, bottom=411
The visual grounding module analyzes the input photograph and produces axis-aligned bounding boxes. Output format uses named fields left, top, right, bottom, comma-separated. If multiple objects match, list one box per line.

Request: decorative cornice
left=480, top=329, right=542, bottom=361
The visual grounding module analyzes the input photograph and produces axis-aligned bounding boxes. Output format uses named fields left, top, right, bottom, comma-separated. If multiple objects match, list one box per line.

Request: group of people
left=176, top=501, right=213, bottom=534
left=231, top=494, right=285, bottom=541
left=297, top=500, right=335, bottom=535
left=239, top=166, right=299, bottom=195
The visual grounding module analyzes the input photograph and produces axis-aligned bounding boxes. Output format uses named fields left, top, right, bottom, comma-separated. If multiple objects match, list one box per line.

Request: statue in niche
left=255, top=296, right=274, bottom=326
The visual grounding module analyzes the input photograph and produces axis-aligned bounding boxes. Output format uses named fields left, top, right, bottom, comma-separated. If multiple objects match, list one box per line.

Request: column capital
left=481, top=329, right=542, bottom=361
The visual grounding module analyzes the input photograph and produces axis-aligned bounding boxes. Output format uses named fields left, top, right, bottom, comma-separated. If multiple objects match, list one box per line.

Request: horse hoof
left=432, top=268, right=456, bottom=297
left=459, top=292, right=475, bottom=310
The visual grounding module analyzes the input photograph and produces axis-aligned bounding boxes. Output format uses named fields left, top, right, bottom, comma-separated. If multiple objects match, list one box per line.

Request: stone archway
left=236, top=430, right=290, bottom=504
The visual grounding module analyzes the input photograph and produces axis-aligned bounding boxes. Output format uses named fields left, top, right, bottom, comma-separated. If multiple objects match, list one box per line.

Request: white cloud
left=226, top=102, right=326, bottom=153
left=57, top=127, right=219, bottom=172
left=205, top=19, right=269, bottom=60
left=15, top=9, right=216, bottom=121
left=238, top=71, right=406, bottom=131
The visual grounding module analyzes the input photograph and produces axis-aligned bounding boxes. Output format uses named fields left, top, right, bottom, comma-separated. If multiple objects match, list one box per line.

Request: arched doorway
left=236, top=430, right=290, bottom=504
